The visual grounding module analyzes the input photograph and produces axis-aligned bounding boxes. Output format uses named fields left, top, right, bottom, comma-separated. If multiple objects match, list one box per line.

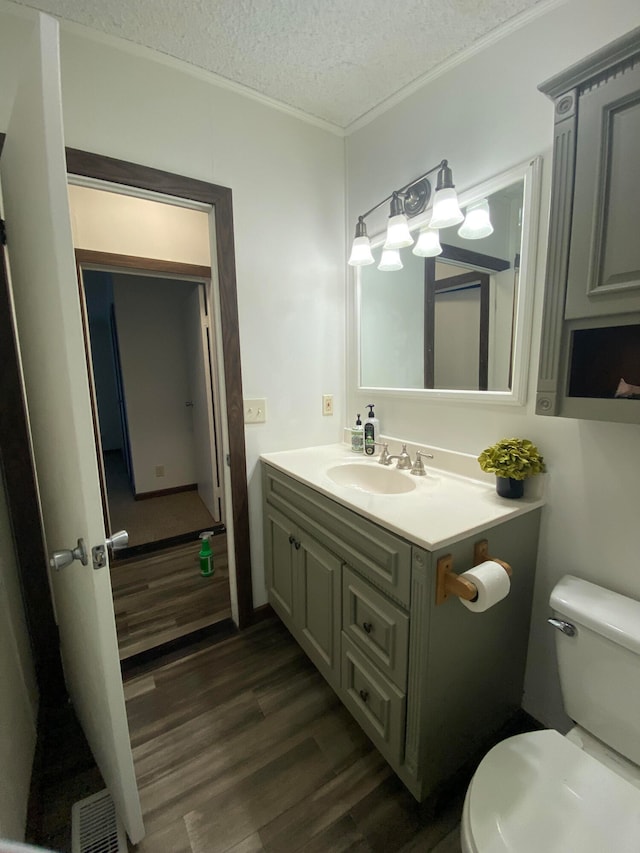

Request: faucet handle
left=411, top=449, right=434, bottom=476
left=374, top=442, right=391, bottom=465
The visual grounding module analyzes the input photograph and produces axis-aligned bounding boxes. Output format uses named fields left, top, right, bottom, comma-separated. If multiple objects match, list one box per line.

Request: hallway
left=104, top=450, right=217, bottom=549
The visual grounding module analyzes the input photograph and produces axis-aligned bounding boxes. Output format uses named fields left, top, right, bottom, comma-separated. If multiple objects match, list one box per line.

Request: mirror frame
left=349, top=157, right=541, bottom=405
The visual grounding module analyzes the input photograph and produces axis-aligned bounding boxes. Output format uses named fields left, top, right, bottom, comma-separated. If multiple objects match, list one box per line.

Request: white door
left=0, top=14, right=144, bottom=844
left=185, top=284, right=223, bottom=522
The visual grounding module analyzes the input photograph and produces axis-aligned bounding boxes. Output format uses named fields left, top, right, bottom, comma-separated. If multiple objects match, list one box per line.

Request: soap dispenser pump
left=364, top=404, right=379, bottom=456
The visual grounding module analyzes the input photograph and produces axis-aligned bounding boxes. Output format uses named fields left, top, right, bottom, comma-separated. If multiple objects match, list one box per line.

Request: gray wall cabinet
left=536, top=27, right=640, bottom=424
left=262, top=463, right=541, bottom=801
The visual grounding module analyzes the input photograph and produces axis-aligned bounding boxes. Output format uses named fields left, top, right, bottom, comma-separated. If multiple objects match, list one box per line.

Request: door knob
left=91, top=530, right=129, bottom=570
left=106, top=530, right=129, bottom=550
left=49, top=538, right=88, bottom=571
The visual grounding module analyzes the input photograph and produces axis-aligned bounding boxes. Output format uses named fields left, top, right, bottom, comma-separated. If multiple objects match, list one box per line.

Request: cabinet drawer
left=343, top=566, right=409, bottom=690
left=263, top=464, right=412, bottom=605
left=341, top=634, right=406, bottom=765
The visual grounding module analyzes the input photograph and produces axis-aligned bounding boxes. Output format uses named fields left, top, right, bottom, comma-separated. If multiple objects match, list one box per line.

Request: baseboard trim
left=134, top=483, right=197, bottom=500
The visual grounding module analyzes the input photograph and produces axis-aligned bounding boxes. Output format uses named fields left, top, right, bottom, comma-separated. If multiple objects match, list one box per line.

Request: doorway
left=69, top=176, right=240, bottom=658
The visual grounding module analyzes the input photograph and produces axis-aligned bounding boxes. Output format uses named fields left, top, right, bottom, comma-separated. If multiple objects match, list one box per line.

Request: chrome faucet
left=410, top=449, right=434, bottom=476
left=386, top=443, right=413, bottom=470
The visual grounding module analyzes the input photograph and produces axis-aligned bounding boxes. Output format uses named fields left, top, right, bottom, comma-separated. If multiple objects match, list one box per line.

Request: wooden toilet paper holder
left=435, top=539, right=512, bottom=606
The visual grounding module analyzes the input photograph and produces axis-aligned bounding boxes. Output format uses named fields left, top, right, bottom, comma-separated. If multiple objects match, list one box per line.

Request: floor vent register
left=71, top=789, right=127, bottom=853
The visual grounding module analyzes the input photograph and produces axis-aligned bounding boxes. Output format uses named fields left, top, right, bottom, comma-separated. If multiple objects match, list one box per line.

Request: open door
left=185, top=284, right=223, bottom=523
left=0, top=13, right=144, bottom=843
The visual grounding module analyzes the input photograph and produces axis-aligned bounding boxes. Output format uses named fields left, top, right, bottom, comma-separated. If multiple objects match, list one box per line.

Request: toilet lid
left=467, top=730, right=640, bottom=853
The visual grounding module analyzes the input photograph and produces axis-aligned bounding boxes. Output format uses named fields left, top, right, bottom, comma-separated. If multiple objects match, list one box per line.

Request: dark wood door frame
left=0, top=136, right=254, bottom=670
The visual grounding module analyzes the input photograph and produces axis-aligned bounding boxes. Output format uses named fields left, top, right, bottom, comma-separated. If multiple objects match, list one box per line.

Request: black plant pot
left=496, top=476, right=524, bottom=499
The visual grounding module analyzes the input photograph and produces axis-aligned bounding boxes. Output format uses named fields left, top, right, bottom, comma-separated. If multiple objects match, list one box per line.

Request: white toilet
left=461, top=574, right=640, bottom=852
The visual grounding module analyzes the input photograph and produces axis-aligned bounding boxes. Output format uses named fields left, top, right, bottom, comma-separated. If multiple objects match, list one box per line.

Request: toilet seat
left=463, top=729, right=640, bottom=853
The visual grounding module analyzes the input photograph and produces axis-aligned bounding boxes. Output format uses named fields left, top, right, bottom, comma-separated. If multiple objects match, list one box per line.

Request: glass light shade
left=412, top=227, right=442, bottom=257
left=378, top=246, right=403, bottom=271
left=429, top=187, right=464, bottom=229
left=458, top=199, right=494, bottom=239
left=384, top=214, right=414, bottom=249
left=348, top=235, right=375, bottom=266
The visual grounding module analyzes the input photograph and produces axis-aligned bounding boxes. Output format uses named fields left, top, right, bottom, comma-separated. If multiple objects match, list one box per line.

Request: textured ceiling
left=8, top=0, right=549, bottom=128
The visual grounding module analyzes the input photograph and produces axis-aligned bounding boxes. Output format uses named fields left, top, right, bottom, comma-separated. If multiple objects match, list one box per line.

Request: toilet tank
left=550, top=575, right=640, bottom=767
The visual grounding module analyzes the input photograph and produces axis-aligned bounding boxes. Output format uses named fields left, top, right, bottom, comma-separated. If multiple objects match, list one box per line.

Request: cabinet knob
left=359, top=689, right=369, bottom=703
left=294, top=540, right=301, bottom=550
left=288, top=535, right=295, bottom=545
left=362, top=621, right=373, bottom=634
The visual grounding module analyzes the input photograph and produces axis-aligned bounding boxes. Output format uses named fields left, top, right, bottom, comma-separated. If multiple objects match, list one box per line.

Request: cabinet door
left=264, top=505, right=296, bottom=624
left=565, top=64, right=640, bottom=319
left=295, top=531, right=342, bottom=689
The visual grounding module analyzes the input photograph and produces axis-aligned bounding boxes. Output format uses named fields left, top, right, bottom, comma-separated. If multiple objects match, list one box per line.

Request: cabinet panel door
left=296, top=532, right=342, bottom=689
left=341, top=634, right=406, bottom=765
left=565, top=65, right=640, bottom=319
left=342, top=566, right=409, bottom=690
left=265, top=505, right=296, bottom=623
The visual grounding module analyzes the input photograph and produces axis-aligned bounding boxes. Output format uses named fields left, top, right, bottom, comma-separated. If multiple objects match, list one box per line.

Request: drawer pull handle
left=362, top=621, right=373, bottom=634
left=359, top=689, right=369, bottom=703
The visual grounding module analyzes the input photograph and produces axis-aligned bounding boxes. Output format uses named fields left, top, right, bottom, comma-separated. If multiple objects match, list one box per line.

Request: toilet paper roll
left=458, top=560, right=511, bottom=612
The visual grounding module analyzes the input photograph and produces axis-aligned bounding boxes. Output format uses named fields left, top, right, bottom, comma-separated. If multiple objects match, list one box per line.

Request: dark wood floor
left=27, top=619, right=465, bottom=852
left=111, top=537, right=231, bottom=659
left=124, top=619, right=463, bottom=852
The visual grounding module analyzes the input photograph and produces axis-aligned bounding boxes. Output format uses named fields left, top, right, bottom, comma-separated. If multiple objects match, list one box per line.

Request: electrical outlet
left=244, top=398, right=267, bottom=424
left=155, top=465, right=165, bottom=477
left=322, top=394, right=334, bottom=416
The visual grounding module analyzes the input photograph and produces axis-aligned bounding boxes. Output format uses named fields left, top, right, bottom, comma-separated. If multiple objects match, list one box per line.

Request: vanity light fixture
left=347, top=159, right=463, bottom=267
left=384, top=193, right=414, bottom=249
left=348, top=218, right=375, bottom=266
left=458, top=198, right=494, bottom=239
left=412, top=225, right=443, bottom=257
left=378, top=246, right=403, bottom=271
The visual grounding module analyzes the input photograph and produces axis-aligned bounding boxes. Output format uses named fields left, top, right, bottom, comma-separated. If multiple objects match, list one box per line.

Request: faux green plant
left=477, top=437, right=545, bottom=481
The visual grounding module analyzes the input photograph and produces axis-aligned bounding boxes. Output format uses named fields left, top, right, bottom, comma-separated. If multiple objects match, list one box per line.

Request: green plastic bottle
left=199, top=531, right=214, bottom=577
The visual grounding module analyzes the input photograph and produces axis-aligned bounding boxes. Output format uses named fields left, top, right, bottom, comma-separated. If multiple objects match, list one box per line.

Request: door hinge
left=0, top=219, right=6, bottom=246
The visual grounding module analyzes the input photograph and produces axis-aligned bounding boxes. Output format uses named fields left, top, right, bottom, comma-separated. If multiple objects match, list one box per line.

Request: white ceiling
left=8, top=0, right=551, bottom=129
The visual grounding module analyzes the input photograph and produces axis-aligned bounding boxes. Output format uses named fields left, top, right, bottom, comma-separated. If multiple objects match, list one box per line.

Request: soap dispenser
left=351, top=414, right=364, bottom=453
left=364, top=404, right=379, bottom=456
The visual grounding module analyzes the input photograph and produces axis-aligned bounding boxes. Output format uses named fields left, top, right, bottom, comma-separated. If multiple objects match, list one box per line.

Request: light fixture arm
left=356, top=159, right=449, bottom=224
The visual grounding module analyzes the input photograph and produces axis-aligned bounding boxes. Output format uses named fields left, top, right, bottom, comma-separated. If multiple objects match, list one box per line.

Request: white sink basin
left=326, top=463, right=416, bottom=495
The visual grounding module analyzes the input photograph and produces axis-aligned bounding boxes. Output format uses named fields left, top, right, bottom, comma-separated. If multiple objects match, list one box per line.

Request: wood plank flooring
left=124, top=618, right=464, bottom=852
left=111, top=537, right=231, bottom=659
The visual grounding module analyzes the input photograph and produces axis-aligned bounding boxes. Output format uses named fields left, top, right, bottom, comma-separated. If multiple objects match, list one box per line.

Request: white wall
left=347, top=0, right=640, bottom=729
left=113, top=274, right=198, bottom=494
left=0, top=2, right=346, bottom=605
left=69, top=184, right=212, bottom=266
left=0, top=475, right=38, bottom=841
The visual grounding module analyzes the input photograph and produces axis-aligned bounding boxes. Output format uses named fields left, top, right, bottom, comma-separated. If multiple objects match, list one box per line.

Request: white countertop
left=260, top=442, right=544, bottom=551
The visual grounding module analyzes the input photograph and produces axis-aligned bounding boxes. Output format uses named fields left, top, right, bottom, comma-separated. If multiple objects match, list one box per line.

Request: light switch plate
left=244, top=398, right=266, bottom=424
left=322, top=394, right=334, bottom=416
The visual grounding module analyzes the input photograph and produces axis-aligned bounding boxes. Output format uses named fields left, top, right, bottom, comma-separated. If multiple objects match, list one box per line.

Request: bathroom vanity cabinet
left=536, top=27, right=640, bottom=423
left=262, top=458, right=541, bottom=801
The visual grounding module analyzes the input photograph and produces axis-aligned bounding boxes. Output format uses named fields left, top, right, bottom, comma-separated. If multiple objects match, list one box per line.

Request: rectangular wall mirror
left=353, top=158, right=541, bottom=405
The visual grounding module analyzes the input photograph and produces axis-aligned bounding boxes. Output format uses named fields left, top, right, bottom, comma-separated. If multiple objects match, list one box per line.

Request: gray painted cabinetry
left=537, top=27, right=640, bottom=423
left=262, top=463, right=541, bottom=801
